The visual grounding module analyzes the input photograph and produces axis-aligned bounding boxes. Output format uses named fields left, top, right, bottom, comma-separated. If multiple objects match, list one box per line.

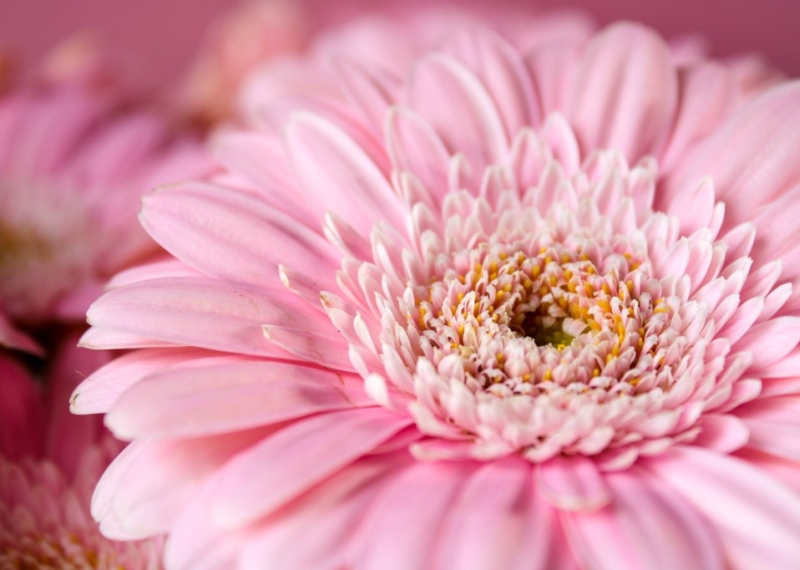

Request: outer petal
left=105, top=360, right=372, bottom=439
left=346, top=460, right=473, bottom=570
left=666, top=81, right=800, bottom=225
left=434, top=458, right=553, bottom=570
left=735, top=396, right=800, bottom=461
left=84, top=277, right=330, bottom=360
left=209, top=407, right=411, bottom=528
left=564, top=467, right=724, bottom=570
left=645, top=446, right=800, bottom=569
left=140, top=182, right=340, bottom=287
left=567, top=22, right=677, bottom=162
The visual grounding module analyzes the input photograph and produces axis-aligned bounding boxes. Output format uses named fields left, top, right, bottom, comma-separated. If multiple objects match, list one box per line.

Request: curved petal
left=434, top=458, right=553, bottom=570
left=564, top=467, right=724, bottom=570
left=105, top=361, right=371, bottom=439
left=537, top=455, right=611, bottom=512
left=666, top=81, right=800, bottom=227
left=408, top=52, right=509, bottom=175
left=84, top=277, right=333, bottom=359
left=140, top=182, right=340, bottom=288
left=210, top=407, right=411, bottom=528
left=567, top=22, right=677, bottom=162
left=736, top=396, right=800, bottom=461
left=645, top=445, right=800, bottom=569
left=283, top=112, right=404, bottom=235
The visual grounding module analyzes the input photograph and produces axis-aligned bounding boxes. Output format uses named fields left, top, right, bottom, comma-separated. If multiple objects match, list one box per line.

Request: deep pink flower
left=0, top=338, right=162, bottom=568
left=78, top=15, right=800, bottom=569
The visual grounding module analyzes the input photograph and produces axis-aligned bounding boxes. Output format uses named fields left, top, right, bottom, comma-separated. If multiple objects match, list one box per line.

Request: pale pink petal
left=443, top=26, right=541, bottom=133
left=106, top=257, right=206, bottom=289
left=346, top=461, right=473, bottom=570
left=210, top=408, right=411, bottom=528
left=564, top=467, right=724, bottom=570
left=85, top=277, right=324, bottom=358
left=384, top=106, right=451, bottom=209
left=736, top=396, right=800, bottom=461
left=283, top=111, right=403, bottom=235
left=240, top=452, right=412, bottom=570
left=70, top=347, right=217, bottom=415
left=408, top=52, right=509, bottom=173
left=667, top=81, right=800, bottom=226
left=140, top=181, right=339, bottom=287
left=735, top=316, right=800, bottom=371
left=434, top=458, right=552, bottom=570
left=693, top=413, right=750, bottom=453
left=646, top=446, right=800, bottom=569
left=105, top=360, right=371, bottom=439
left=331, top=56, right=400, bottom=132
left=537, top=455, right=610, bottom=512
left=567, top=22, right=677, bottom=162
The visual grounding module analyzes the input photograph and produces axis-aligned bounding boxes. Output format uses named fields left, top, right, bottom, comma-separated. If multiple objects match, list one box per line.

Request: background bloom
left=76, top=10, right=800, bottom=570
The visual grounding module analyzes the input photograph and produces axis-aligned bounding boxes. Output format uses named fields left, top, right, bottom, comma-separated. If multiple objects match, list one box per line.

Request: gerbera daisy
left=77, top=14, right=800, bottom=569
left=0, top=63, right=212, bottom=354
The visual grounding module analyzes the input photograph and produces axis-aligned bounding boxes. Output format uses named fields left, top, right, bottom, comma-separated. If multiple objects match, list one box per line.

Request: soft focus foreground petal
left=93, top=429, right=271, bottom=539
left=239, top=452, right=413, bottom=570
left=537, top=455, right=610, bottom=512
left=346, top=461, right=474, bottom=570
left=70, top=347, right=216, bottom=415
left=434, top=458, right=553, bottom=570
left=140, top=182, right=339, bottom=287
left=645, top=446, right=800, bottom=569
left=85, top=277, right=323, bottom=358
left=665, top=81, right=800, bottom=224
left=735, top=396, right=800, bottom=461
left=105, top=257, right=205, bottom=289
left=210, top=408, right=411, bottom=529
left=567, top=22, right=677, bottom=162
left=105, top=360, right=371, bottom=439
left=284, top=112, right=403, bottom=235
left=0, top=353, right=44, bottom=459
left=564, top=468, right=724, bottom=570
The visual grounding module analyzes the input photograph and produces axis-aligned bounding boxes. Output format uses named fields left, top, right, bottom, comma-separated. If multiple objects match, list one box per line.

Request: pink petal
left=331, top=56, right=400, bottom=132
left=526, top=43, right=582, bottom=115
left=347, top=460, right=473, bottom=570
left=736, top=396, right=800, bottom=461
left=85, top=277, right=325, bottom=359
left=94, top=429, right=270, bottom=539
left=667, top=81, right=800, bottom=227
left=567, top=22, right=677, bottom=162
left=735, top=316, right=800, bottom=371
left=140, top=182, right=339, bottom=288
left=70, top=347, right=216, bottom=415
left=564, top=467, right=724, bottom=570
left=283, top=112, right=403, bottom=235
left=384, top=106, right=451, bottom=209
left=443, top=26, right=541, bottom=133
left=645, top=446, right=800, bottom=569
left=0, top=353, right=44, bottom=459
left=434, top=458, right=553, bottom=570
left=262, top=324, right=354, bottom=371
left=106, top=257, right=205, bottom=289
left=106, top=360, right=370, bottom=439
left=537, top=455, right=611, bottom=512
left=211, top=407, right=411, bottom=528
left=660, top=62, right=736, bottom=174
left=240, top=452, right=411, bottom=570
left=408, top=52, right=509, bottom=174
left=692, top=413, right=750, bottom=453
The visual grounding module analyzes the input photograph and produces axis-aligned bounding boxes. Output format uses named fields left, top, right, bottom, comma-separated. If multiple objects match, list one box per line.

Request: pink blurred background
left=1, top=0, right=798, bottom=88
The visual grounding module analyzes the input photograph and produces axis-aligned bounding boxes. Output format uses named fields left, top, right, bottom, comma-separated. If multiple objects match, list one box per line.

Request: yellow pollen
left=654, top=306, right=670, bottom=314
left=503, top=283, right=512, bottom=293
left=539, top=285, right=549, bottom=296
left=602, top=283, right=611, bottom=295
left=580, top=253, right=588, bottom=261
left=540, top=247, right=547, bottom=254
left=499, top=252, right=508, bottom=260
left=587, top=265, right=596, bottom=275
left=522, top=374, right=531, bottom=382
left=563, top=269, right=573, bottom=280
left=592, top=368, right=600, bottom=377
left=584, top=283, right=594, bottom=296
left=496, top=353, right=504, bottom=361
left=532, top=265, right=541, bottom=278
left=543, top=369, right=552, bottom=381
left=523, top=279, right=533, bottom=289
left=545, top=255, right=553, bottom=265
left=456, top=292, right=464, bottom=302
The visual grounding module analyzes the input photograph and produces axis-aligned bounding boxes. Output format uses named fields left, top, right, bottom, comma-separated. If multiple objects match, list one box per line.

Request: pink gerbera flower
left=77, top=15, right=800, bottom=569
left=0, top=70, right=212, bottom=354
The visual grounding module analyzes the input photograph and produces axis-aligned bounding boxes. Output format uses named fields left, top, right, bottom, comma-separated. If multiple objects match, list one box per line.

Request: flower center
left=411, top=237, right=680, bottom=401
